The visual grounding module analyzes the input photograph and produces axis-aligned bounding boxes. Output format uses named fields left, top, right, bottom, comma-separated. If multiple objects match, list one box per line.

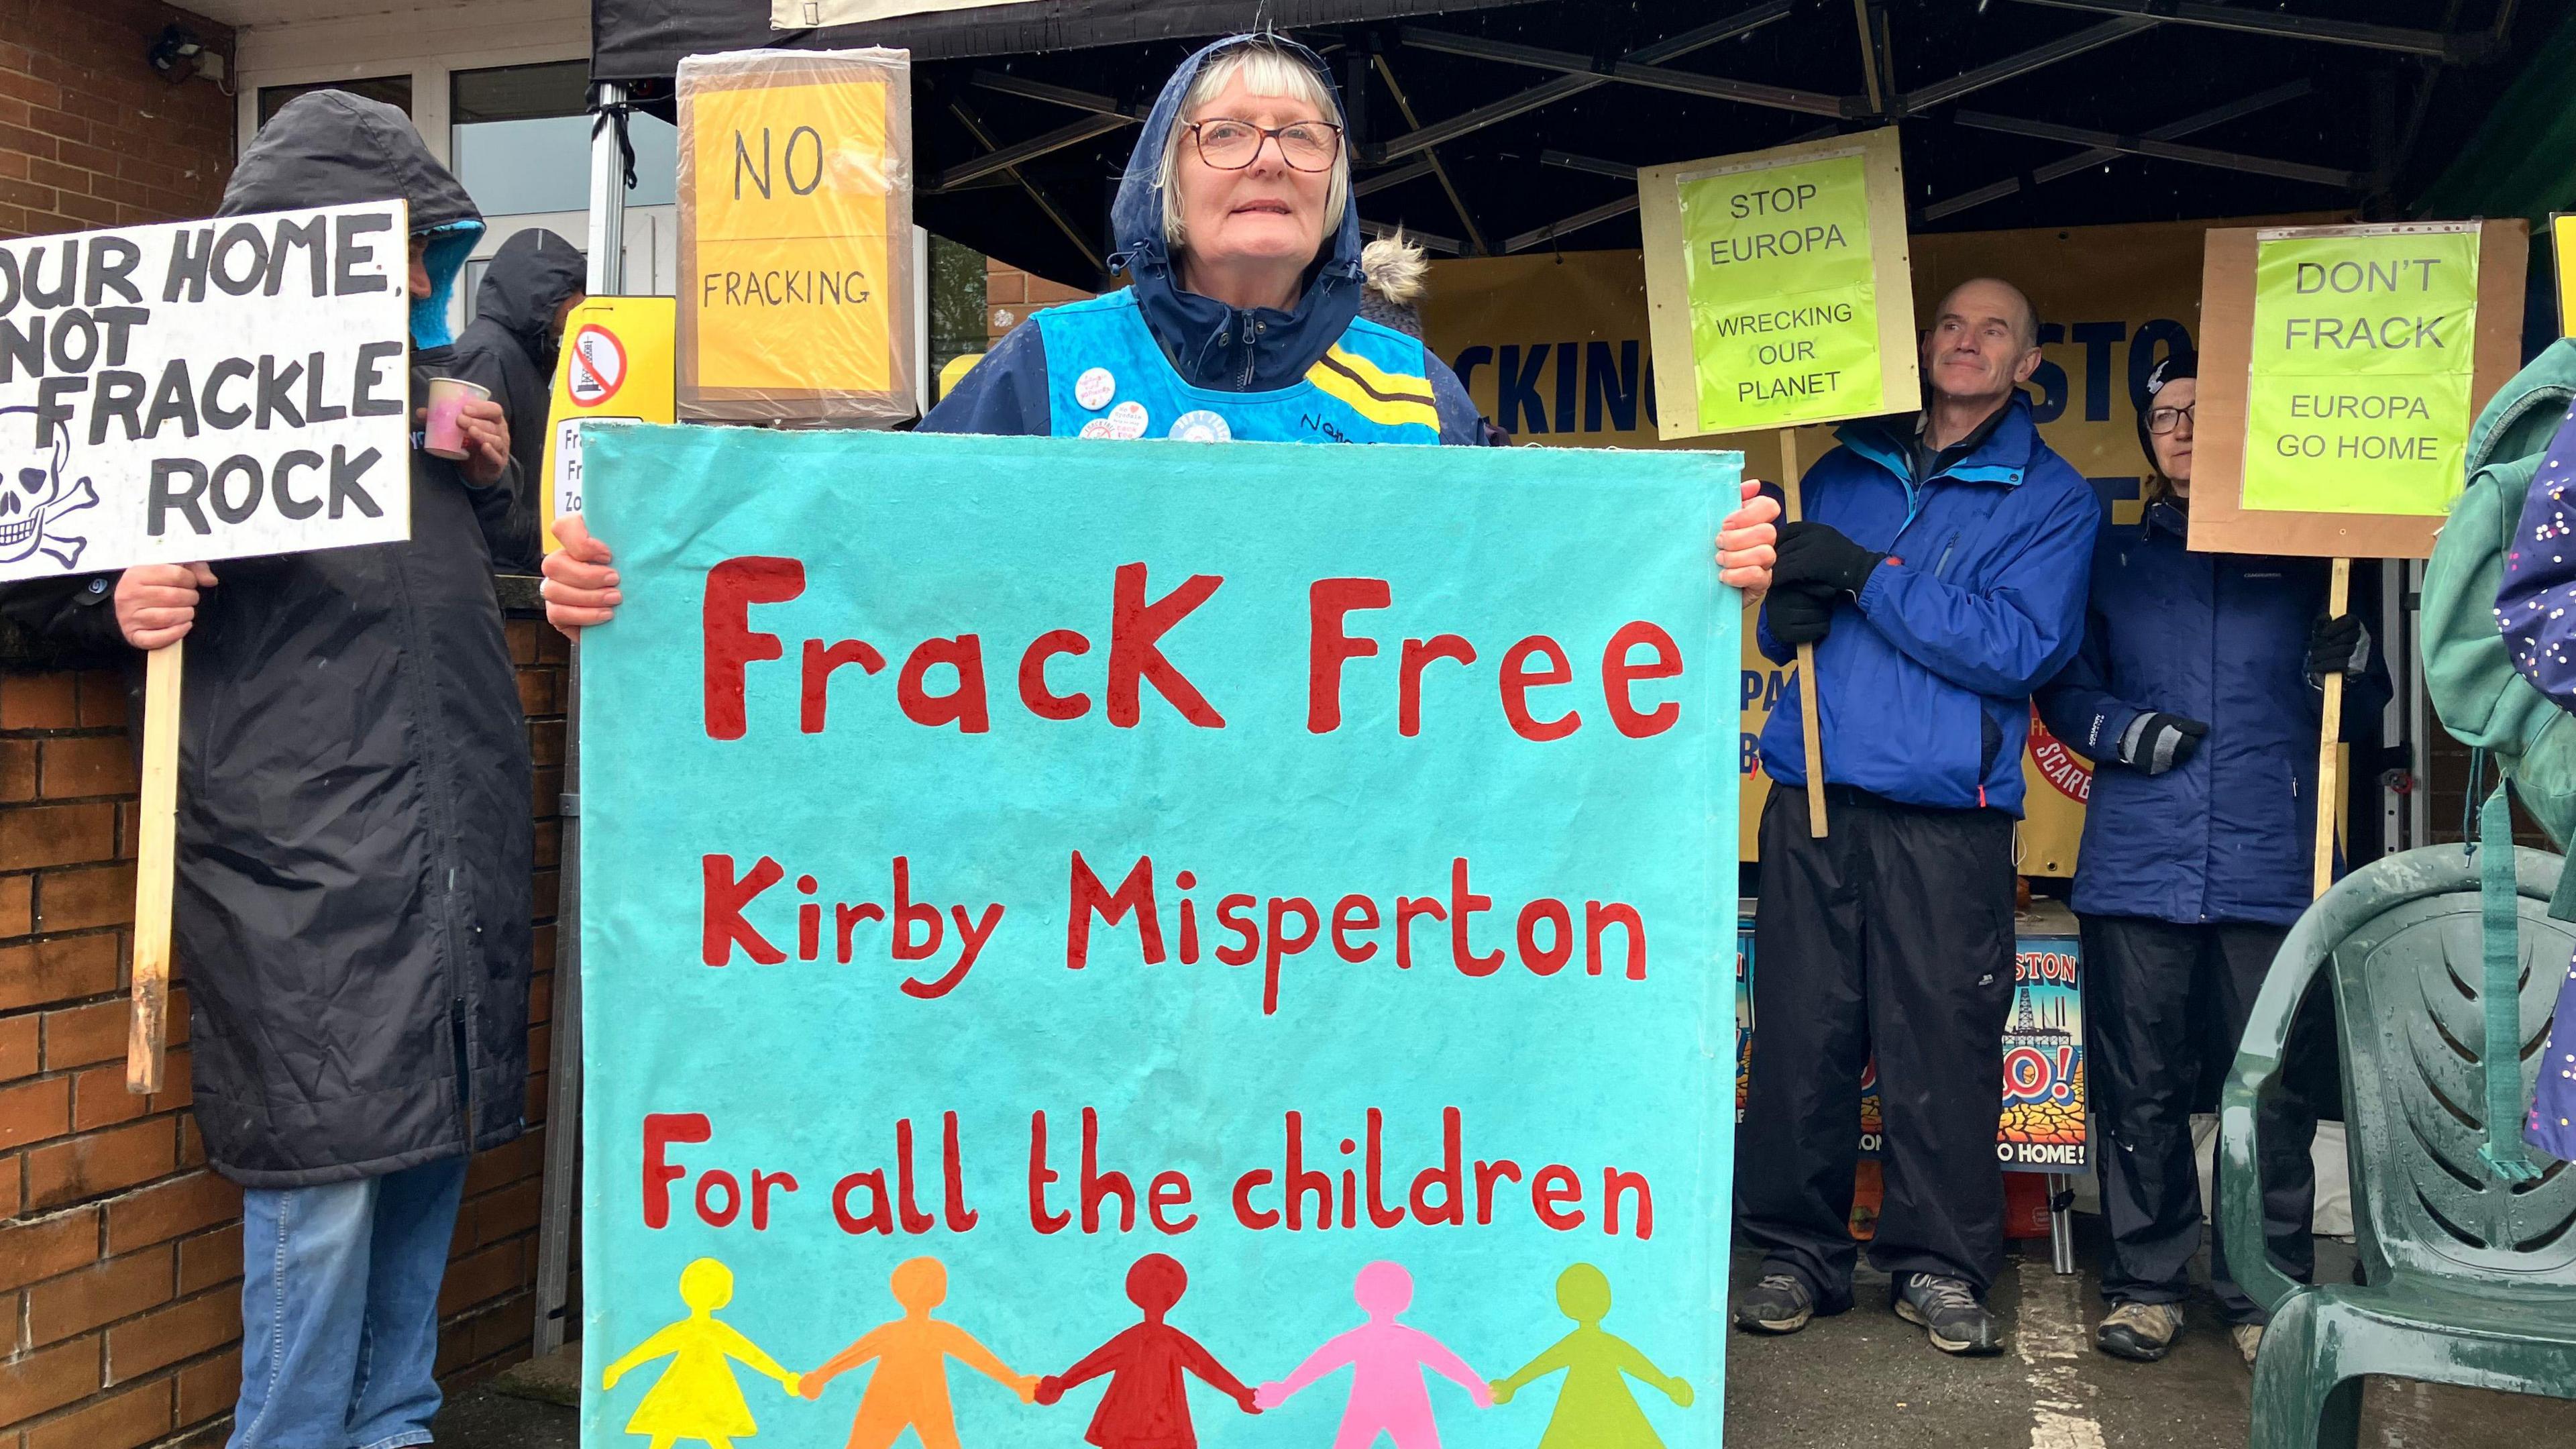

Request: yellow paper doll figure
left=602, top=1258, right=804, bottom=1449
left=799, top=1256, right=1040, bottom=1449
left=1488, top=1265, right=1690, bottom=1449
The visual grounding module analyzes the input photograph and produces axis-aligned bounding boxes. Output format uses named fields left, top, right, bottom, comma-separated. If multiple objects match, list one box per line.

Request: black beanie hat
left=2138, top=349, right=2198, bottom=474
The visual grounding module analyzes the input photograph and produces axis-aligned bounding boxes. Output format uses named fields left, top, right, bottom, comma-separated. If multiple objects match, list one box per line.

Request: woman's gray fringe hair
left=1155, top=42, right=1352, bottom=252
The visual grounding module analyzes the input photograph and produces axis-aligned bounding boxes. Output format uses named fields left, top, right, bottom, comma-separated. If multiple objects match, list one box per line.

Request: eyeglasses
left=1186, top=118, right=1344, bottom=172
left=2145, top=403, right=2196, bottom=435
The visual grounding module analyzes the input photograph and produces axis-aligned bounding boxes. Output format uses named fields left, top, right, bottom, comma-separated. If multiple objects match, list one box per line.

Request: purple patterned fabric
left=2494, top=404, right=2576, bottom=1162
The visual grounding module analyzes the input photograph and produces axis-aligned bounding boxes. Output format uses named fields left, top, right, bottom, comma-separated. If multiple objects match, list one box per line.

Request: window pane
left=258, top=75, right=411, bottom=129
left=453, top=60, right=587, bottom=125
left=453, top=115, right=594, bottom=217
left=451, top=62, right=588, bottom=218
left=629, top=113, right=677, bottom=208
left=450, top=62, right=676, bottom=216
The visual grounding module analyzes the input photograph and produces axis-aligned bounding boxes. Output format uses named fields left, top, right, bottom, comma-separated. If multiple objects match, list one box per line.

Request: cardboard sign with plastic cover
left=679, top=46, right=917, bottom=424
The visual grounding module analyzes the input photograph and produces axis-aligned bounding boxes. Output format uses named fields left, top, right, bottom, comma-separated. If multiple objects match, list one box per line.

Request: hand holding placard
left=2189, top=219, right=2526, bottom=898
left=0, top=202, right=414, bottom=1093
left=113, top=562, right=216, bottom=649
left=1644, top=132, right=1916, bottom=835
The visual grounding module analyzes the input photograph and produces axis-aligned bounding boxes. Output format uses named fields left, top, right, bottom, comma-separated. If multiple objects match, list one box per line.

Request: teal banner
left=577, top=425, right=1742, bottom=1449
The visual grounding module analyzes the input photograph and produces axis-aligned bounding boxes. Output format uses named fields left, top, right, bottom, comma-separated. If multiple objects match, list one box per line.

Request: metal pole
left=532, top=78, right=627, bottom=1365
left=586, top=83, right=629, bottom=295
left=2047, top=1173, right=2077, bottom=1275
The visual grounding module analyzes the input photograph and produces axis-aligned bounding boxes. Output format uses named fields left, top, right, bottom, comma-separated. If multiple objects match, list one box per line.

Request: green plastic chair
left=2222, top=844, right=2576, bottom=1448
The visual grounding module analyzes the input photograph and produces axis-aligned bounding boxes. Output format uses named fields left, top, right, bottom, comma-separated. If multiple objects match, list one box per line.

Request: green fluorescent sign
left=1679, top=151, right=1885, bottom=431
left=2243, top=227, right=2480, bottom=515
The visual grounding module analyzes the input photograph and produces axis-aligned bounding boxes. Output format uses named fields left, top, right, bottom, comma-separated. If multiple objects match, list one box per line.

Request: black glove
left=1773, top=521, right=1886, bottom=597
left=1765, top=584, right=1835, bottom=647
left=2117, top=711, right=2208, bottom=775
left=2306, top=612, right=2371, bottom=686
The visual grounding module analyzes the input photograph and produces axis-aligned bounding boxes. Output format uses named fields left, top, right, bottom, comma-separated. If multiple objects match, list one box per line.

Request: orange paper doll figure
left=1487, top=1265, right=1690, bottom=1449
left=1034, top=1252, right=1259, bottom=1449
left=600, top=1258, right=804, bottom=1449
left=1255, top=1260, right=1491, bottom=1449
left=799, top=1255, right=1040, bottom=1449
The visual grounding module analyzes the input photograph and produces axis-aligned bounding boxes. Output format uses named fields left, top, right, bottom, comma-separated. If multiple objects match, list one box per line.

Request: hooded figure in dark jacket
left=1, top=91, right=533, bottom=1449
left=452, top=227, right=584, bottom=570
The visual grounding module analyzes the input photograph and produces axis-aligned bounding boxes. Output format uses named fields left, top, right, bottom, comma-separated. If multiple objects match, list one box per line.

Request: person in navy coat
left=2035, top=352, right=2382, bottom=1367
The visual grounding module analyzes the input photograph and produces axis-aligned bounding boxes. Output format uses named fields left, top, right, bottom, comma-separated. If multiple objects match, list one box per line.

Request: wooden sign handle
left=2311, top=557, right=2349, bottom=901
left=1780, top=427, right=1827, bottom=839
left=126, top=641, right=182, bottom=1095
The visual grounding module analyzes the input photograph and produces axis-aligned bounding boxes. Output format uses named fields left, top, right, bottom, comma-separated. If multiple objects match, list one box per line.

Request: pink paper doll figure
left=1255, top=1261, right=1491, bottom=1449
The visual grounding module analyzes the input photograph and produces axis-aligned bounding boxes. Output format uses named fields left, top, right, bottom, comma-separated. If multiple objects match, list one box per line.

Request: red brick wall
left=0, top=0, right=237, bottom=238
left=985, top=257, right=1093, bottom=345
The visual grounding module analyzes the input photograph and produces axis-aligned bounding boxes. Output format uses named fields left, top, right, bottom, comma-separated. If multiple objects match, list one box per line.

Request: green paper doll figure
left=1487, top=1265, right=1690, bottom=1449
left=601, top=1258, right=804, bottom=1449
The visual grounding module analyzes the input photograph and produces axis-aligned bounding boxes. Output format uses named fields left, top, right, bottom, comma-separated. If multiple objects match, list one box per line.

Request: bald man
left=1718, top=278, right=2100, bottom=1356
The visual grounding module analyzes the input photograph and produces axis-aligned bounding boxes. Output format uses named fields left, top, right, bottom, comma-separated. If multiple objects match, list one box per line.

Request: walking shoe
left=2094, top=1301, right=2185, bottom=1362
left=1894, top=1274, right=2005, bottom=1356
left=2231, top=1322, right=2264, bottom=1368
left=1732, top=1273, right=1815, bottom=1335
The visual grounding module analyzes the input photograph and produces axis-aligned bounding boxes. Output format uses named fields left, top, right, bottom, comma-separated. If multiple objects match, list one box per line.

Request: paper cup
left=424, top=376, right=490, bottom=460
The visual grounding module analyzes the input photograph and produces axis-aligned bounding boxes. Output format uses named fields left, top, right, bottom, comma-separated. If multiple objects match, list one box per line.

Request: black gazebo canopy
left=591, top=0, right=2550, bottom=290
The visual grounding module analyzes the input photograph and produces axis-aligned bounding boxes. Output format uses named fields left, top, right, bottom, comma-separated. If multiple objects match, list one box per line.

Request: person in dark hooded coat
left=539, top=34, right=1501, bottom=627
left=0, top=91, right=533, bottom=1449
left=451, top=227, right=584, bottom=571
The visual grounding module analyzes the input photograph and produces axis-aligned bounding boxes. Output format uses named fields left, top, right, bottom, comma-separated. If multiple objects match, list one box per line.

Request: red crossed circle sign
left=568, top=324, right=627, bottom=408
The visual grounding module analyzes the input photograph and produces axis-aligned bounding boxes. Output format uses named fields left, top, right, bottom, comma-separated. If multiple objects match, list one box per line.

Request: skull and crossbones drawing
left=0, top=407, right=99, bottom=570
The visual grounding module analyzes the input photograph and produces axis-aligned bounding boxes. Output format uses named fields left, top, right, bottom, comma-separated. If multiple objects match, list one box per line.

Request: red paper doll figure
left=1035, top=1253, right=1260, bottom=1449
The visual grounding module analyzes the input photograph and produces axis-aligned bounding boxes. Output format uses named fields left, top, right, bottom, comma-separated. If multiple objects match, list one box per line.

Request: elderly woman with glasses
left=2033, top=350, right=2385, bottom=1369
left=545, top=34, right=1495, bottom=630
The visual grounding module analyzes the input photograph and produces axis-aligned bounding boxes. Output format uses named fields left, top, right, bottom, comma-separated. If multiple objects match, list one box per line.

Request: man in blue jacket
left=1721, top=278, right=2100, bottom=1356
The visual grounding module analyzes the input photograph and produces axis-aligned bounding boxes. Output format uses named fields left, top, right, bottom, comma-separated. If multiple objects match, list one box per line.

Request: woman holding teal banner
left=547, top=32, right=1528, bottom=625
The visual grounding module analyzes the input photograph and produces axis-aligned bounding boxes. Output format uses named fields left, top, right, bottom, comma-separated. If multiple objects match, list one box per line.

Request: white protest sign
left=0, top=201, right=413, bottom=582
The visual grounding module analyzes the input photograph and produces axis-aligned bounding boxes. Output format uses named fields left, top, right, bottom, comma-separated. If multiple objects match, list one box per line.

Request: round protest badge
left=1078, top=418, right=1115, bottom=439
left=1106, top=400, right=1148, bottom=439
left=1168, top=410, right=1231, bottom=443
left=567, top=325, right=627, bottom=409
left=1075, top=367, right=1116, bottom=411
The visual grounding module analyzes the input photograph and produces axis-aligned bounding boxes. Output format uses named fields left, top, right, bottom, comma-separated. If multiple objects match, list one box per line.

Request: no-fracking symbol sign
left=568, top=324, right=629, bottom=408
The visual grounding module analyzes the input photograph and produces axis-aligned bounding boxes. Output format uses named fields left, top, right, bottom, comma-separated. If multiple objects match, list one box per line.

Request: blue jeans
left=229, top=1157, right=470, bottom=1449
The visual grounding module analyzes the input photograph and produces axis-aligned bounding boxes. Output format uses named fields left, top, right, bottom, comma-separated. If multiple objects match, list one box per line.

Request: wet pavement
left=435, top=1227, right=2573, bottom=1448
left=1722, top=1225, right=2571, bottom=1448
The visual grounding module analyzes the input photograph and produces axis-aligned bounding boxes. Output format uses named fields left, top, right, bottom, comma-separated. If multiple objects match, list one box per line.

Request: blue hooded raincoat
left=922, top=34, right=1485, bottom=445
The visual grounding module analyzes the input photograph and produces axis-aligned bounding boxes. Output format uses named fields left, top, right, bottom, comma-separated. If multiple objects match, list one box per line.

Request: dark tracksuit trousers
left=1739, top=784, right=2020, bottom=1308
left=2083, top=916, right=2327, bottom=1323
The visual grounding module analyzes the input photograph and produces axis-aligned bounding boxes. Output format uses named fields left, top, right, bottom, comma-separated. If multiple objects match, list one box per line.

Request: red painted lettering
left=1308, top=578, right=1389, bottom=733
left=703, top=557, right=804, bottom=739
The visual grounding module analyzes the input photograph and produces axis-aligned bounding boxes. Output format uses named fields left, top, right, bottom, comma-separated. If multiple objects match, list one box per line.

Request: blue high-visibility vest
left=1033, top=290, right=1441, bottom=444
